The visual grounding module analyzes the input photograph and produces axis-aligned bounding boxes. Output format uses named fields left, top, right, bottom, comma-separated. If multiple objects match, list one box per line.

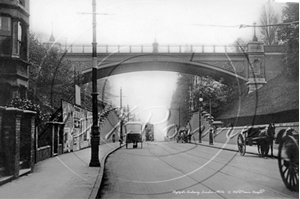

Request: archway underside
left=81, top=60, right=247, bottom=85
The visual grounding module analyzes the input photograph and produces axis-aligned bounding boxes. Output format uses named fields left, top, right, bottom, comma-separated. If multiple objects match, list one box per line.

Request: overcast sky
left=30, top=0, right=285, bottom=45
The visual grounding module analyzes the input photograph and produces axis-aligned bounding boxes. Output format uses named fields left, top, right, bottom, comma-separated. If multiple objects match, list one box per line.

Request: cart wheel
left=141, top=142, right=143, bottom=149
left=278, top=135, right=299, bottom=191
left=237, top=134, right=246, bottom=156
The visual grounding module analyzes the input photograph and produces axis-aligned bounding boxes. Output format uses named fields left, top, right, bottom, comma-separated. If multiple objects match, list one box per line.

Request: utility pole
left=199, top=95, right=203, bottom=143
left=253, top=22, right=258, bottom=41
left=78, top=1, right=113, bottom=167
left=120, top=87, right=123, bottom=143
left=89, top=0, right=100, bottom=167
left=178, top=107, right=180, bottom=127
left=210, top=97, right=212, bottom=116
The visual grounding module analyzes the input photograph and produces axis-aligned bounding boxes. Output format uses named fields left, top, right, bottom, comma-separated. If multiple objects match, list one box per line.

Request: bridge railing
left=65, top=44, right=244, bottom=54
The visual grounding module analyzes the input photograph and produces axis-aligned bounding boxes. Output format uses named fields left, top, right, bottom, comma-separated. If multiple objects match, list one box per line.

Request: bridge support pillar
left=246, top=41, right=267, bottom=93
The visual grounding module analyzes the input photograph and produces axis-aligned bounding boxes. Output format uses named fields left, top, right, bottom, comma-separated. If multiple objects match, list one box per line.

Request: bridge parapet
left=65, top=44, right=244, bottom=54
left=65, top=42, right=285, bottom=93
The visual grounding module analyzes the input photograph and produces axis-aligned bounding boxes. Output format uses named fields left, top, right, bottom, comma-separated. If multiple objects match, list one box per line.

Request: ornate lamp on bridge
left=89, top=0, right=100, bottom=167
left=198, top=95, right=203, bottom=143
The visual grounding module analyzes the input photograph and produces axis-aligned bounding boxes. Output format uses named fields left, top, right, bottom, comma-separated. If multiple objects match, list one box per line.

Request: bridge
left=64, top=41, right=284, bottom=92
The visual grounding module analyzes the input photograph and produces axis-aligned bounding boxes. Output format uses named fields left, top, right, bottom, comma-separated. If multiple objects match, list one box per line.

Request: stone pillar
left=152, top=40, right=159, bottom=53
left=48, top=122, right=64, bottom=156
left=51, top=123, right=55, bottom=156
left=56, top=123, right=60, bottom=154
left=3, top=108, right=22, bottom=178
left=24, top=111, right=36, bottom=172
left=35, top=126, right=38, bottom=163
left=0, top=107, right=4, bottom=169
left=246, top=41, right=267, bottom=93
left=58, top=123, right=64, bottom=155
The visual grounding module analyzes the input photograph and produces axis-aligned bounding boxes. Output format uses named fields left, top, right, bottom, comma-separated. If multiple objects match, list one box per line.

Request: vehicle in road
left=277, top=128, right=299, bottom=191
left=145, top=123, right=154, bottom=141
left=125, top=121, right=143, bottom=149
left=176, top=127, right=191, bottom=143
left=237, top=123, right=275, bottom=157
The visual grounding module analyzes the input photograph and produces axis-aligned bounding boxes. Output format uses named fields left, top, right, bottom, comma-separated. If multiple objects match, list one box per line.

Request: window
left=12, top=21, right=26, bottom=58
left=0, top=16, right=12, bottom=55
left=0, top=16, right=11, bottom=34
left=18, top=22, right=24, bottom=58
left=12, top=21, right=19, bottom=55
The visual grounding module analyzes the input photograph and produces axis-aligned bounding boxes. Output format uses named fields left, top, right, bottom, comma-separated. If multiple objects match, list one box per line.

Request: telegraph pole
left=89, top=0, right=100, bottom=167
left=120, top=87, right=123, bottom=143
left=178, top=107, right=180, bottom=127
left=199, top=95, right=203, bottom=143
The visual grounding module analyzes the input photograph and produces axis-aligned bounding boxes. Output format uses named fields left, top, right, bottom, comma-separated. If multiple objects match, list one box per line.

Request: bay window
left=0, top=16, right=27, bottom=59
left=0, top=16, right=12, bottom=55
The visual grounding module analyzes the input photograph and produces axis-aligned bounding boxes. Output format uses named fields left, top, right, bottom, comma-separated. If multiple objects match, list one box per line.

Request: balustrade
left=65, top=44, right=242, bottom=54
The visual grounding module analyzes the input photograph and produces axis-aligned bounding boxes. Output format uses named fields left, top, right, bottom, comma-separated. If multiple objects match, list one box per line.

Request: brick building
left=0, top=0, right=30, bottom=105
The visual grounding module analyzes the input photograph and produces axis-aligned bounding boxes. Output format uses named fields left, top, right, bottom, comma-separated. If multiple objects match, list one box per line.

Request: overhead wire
left=193, top=21, right=299, bottom=28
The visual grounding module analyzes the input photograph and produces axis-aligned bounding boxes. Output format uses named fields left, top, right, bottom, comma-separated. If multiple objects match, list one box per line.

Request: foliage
left=171, top=74, right=193, bottom=126
left=28, top=32, right=75, bottom=113
left=6, top=98, right=50, bottom=127
left=170, top=74, right=232, bottom=125
left=232, top=38, right=250, bottom=52
left=192, top=76, right=229, bottom=115
left=83, top=78, right=114, bottom=105
left=276, top=3, right=299, bottom=78
left=259, top=1, right=279, bottom=45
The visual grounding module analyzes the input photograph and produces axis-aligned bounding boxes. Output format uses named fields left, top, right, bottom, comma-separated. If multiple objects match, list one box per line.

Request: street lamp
left=89, top=0, right=100, bottom=167
left=199, top=95, right=203, bottom=143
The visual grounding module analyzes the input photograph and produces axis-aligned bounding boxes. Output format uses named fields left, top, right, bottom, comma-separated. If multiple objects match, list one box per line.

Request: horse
left=176, top=127, right=189, bottom=143
left=257, top=123, right=276, bottom=158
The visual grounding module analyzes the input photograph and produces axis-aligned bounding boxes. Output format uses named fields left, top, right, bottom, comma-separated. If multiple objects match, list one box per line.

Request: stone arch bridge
left=64, top=42, right=284, bottom=92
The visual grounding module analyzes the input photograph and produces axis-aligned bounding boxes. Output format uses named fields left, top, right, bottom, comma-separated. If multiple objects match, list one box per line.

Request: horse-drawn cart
left=125, top=122, right=143, bottom=149
left=176, top=127, right=191, bottom=143
left=277, top=128, right=299, bottom=191
left=237, top=124, right=275, bottom=157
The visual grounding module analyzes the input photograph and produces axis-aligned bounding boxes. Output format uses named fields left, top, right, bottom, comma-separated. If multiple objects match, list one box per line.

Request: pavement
left=0, top=142, right=121, bottom=199
left=0, top=140, right=278, bottom=199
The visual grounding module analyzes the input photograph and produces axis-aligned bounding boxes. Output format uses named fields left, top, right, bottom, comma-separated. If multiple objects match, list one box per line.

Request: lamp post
left=178, top=106, right=180, bottom=127
left=253, top=22, right=258, bottom=41
left=198, top=95, right=203, bottom=143
left=89, top=0, right=100, bottom=167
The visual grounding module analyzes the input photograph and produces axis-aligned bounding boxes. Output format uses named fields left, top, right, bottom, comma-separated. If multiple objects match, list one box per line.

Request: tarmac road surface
left=99, top=141, right=299, bottom=199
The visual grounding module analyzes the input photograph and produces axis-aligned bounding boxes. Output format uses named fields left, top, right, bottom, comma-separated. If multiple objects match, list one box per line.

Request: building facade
left=0, top=0, right=30, bottom=105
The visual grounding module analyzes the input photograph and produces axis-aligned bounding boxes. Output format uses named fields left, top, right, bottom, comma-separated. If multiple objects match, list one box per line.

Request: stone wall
left=36, top=146, right=51, bottom=162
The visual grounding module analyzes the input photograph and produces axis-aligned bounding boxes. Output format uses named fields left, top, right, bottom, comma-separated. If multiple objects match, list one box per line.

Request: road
left=99, top=141, right=298, bottom=199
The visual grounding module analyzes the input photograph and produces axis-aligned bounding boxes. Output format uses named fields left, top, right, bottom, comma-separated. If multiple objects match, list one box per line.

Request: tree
left=28, top=33, right=75, bottom=112
left=83, top=78, right=114, bottom=105
left=260, top=1, right=279, bottom=45
left=192, top=76, right=229, bottom=116
left=170, top=73, right=193, bottom=126
left=170, top=74, right=231, bottom=125
left=231, top=38, right=250, bottom=53
left=277, top=3, right=299, bottom=78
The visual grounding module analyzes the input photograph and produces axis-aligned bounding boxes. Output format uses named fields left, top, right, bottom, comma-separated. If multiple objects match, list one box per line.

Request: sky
left=30, top=0, right=285, bottom=45
left=29, top=0, right=286, bottom=125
